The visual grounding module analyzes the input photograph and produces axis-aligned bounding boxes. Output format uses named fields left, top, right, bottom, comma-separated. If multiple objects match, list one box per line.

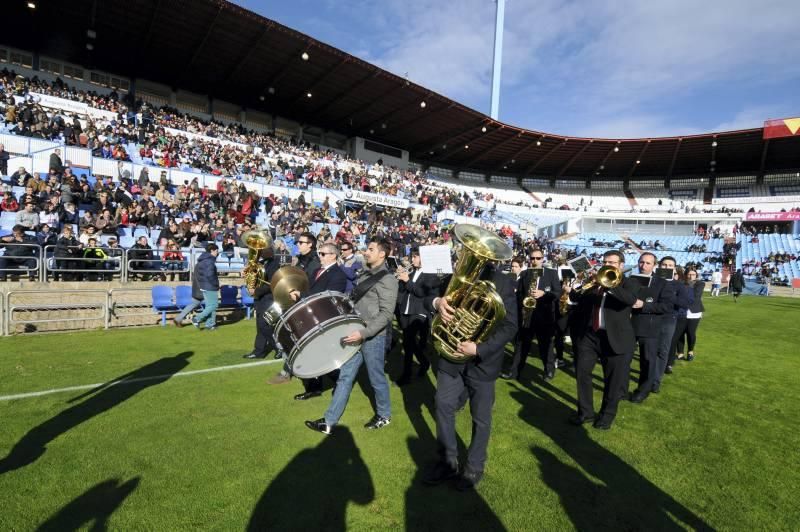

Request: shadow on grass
left=398, top=372, right=505, bottom=531
left=509, top=382, right=712, bottom=531
left=36, top=477, right=140, bottom=532
left=0, top=351, right=193, bottom=475
left=247, top=426, right=373, bottom=530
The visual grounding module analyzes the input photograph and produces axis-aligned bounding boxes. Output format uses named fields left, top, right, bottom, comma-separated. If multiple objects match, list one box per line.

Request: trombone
left=572, top=265, right=632, bottom=294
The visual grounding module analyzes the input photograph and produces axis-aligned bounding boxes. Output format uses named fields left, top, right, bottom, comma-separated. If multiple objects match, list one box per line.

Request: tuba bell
left=240, top=227, right=272, bottom=294
left=431, top=224, right=513, bottom=363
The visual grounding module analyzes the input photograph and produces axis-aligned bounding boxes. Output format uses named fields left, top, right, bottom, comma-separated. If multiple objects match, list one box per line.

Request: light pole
left=490, top=0, right=506, bottom=120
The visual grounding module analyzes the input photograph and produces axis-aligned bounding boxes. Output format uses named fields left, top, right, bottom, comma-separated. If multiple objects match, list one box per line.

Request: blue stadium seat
left=219, top=285, right=240, bottom=308
left=151, top=285, right=176, bottom=326
left=175, top=285, right=195, bottom=308
left=240, top=285, right=254, bottom=319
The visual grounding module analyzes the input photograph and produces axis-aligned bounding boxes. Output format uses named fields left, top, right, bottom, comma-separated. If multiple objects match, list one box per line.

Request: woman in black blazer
left=670, top=269, right=705, bottom=367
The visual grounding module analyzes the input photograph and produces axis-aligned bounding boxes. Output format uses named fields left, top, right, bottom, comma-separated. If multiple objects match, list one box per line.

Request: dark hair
left=603, top=250, right=625, bottom=263
left=206, top=243, right=219, bottom=253
left=300, top=231, right=317, bottom=249
left=369, top=236, right=391, bottom=258
left=511, top=256, right=524, bottom=267
left=659, top=255, right=676, bottom=265
left=639, top=252, right=657, bottom=263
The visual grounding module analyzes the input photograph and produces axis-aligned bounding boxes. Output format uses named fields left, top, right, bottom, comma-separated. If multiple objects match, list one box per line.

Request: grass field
left=1, top=295, right=798, bottom=531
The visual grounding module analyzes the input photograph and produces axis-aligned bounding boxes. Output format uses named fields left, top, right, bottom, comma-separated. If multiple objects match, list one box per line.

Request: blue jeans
left=176, top=297, right=203, bottom=323
left=193, top=290, right=218, bottom=328
left=324, top=332, right=390, bottom=426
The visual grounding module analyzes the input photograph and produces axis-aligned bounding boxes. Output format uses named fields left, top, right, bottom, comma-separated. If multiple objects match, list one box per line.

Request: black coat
left=308, top=263, right=348, bottom=295
left=295, top=251, right=321, bottom=285
left=631, top=275, right=675, bottom=338
left=516, top=267, right=561, bottom=326
left=689, top=281, right=705, bottom=313
left=396, top=270, right=440, bottom=320
left=425, top=267, right=518, bottom=381
left=569, top=277, right=639, bottom=356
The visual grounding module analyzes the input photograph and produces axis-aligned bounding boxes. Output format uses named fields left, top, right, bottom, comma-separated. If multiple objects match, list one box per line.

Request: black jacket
left=689, top=281, right=705, bottom=313
left=425, top=267, right=518, bottom=381
left=631, top=275, right=675, bottom=338
left=569, top=277, right=639, bottom=356
left=295, top=251, right=321, bottom=285
left=308, top=263, right=348, bottom=295
left=396, top=270, right=440, bottom=320
left=517, top=267, right=561, bottom=326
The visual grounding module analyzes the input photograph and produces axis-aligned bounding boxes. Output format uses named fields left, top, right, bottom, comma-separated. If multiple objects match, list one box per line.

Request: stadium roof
left=6, top=0, right=800, bottom=180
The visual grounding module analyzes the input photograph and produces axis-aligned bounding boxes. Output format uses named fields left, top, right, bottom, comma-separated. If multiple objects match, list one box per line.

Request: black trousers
left=399, top=314, right=430, bottom=378
left=509, top=321, right=556, bottom=377
left=435, top=368, right=495, bottom=474
left=636, top=336, right=660, bottom=393
left=253, top=297, right=276, bottom=356
left=576, top=330, right=632, bottom=422
left=670, top=317, right=701, bottom=364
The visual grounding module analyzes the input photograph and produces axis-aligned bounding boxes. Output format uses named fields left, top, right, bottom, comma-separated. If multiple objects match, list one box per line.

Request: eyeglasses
left=531, top=256, right=544, bottom=260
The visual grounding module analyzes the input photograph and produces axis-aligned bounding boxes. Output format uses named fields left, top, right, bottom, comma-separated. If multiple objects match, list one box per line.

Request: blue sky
left=234, top=0, right=800, bottom=139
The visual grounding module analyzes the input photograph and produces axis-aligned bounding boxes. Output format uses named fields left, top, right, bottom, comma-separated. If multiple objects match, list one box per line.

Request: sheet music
left=419, top=245, right=453, bottom=275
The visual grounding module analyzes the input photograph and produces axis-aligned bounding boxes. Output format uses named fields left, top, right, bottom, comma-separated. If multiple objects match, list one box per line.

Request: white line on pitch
left=0, top=359, right=283, bottom=402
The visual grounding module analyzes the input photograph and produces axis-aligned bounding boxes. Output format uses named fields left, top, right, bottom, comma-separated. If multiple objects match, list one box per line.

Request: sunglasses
left=531, top=256, right=544, bottom=260
left=318, top=252, right=333, bottom=256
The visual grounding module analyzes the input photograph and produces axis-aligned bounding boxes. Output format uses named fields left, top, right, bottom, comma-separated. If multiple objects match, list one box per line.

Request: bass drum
left=274, top=291, right=366, bottom=379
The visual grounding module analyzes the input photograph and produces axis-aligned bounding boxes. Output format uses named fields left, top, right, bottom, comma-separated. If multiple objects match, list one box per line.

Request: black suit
left=631, top=275, right=675, bottom=395
left=424, top=266, right=517, bottom=475
left=508, top=267, right=562, bottom=377
left=301, top=264, right=348, bottom=393
left=395, top=270, right=440, bottom=381
left=308, top=264, right=348, bottom=295
left=252, top=257, right=282, bottom=356
left=570, top=277, right=638, bottom=423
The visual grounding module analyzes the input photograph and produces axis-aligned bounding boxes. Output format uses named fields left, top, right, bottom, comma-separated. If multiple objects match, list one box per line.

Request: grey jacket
left=354, top=262, right=398, bottom=339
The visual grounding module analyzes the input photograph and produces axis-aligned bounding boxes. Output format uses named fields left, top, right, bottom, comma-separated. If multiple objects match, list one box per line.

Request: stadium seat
left=219, top=285, right=240, bottom=308
left=239, top=285, right=253, bottom=319
left=151, top=285, right=177, bottom=326
left=175, top=285, right=196, bottom=309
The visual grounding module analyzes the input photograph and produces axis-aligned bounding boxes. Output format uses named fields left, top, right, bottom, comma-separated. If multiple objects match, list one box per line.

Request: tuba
left=240, top=227, right=272, bottom=294
left=431, top=224, right=513, bottom=362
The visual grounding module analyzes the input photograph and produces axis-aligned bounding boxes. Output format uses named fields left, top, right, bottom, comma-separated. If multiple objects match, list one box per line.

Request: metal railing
left=0, top=284, right=250, bottom=336
left=6, top=288, right=108, bottom=335
left=42, top=245, right=123, bottom=282
left=0, top=242, right=42, bottom=281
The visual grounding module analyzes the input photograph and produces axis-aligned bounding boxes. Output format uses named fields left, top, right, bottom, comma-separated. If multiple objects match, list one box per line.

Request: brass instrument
left=559, top=282, right=571, bottom=315
left=520, top=269, right=541, bottom=328
left=261, top=266, right=310, bottom=326
left=431, top=224, right=513, bottom=362
left=574, top=265, right=628, bottom=293
left=240, top=227, right=272, bottom=294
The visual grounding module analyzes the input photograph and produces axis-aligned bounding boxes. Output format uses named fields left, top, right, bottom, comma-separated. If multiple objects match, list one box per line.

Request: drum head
left=290, top=319, right=365, bottom=379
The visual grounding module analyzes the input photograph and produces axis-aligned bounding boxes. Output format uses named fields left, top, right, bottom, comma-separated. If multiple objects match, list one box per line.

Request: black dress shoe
left=455, top=469, right=483, bottom=491
left=423, top=461, right=459, bottom=486
left=665, top=365, right=673, bottom=374
left=568, top=413, right=595, bottom=426
left=243, top=352, right=266, bottom=359
left=305, top=418, right=332, bottom=435
left=499, top=372, right=513, bottom=380
left=593, top=417, right=613, bottom=430
left=544, top=370, right=555, bottom=381
left=651, top=383, right=661, bottom=394
left=630, top=391, right=649, bottom=403
left=294, top=391, right=322, bottom=401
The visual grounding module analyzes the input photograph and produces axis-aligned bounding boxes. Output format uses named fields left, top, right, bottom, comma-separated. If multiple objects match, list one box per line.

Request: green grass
left=1, top=296, right=798, bottom=530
